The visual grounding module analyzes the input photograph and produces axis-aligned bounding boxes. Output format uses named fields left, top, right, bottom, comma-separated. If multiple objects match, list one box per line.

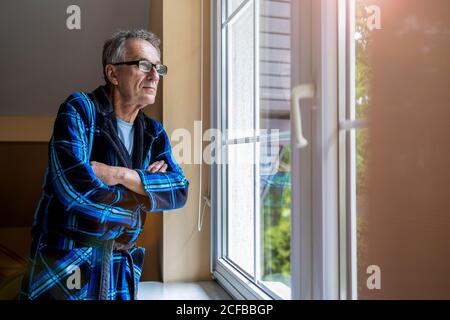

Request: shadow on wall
left=0, top=142, right=47, bottom=299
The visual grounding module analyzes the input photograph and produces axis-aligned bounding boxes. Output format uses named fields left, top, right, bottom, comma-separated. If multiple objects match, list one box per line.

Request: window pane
left=260, top=0, right=291, bottom=133
left=227, top=0, right=248, bottom=18
left=356, top=127, right=369, bottom=295
left=259, top=141, right=291, bottom=299
left=226, top=3, right=254, bottom=140
left=355, top=0, right=371, bottom=121
left=222, top=0, right=293, bottom=298
left=258, top=0, right=292, bottom=299
left=226, top=143, right=255, bottom=276
left=354, top=0, right=371, bottom=297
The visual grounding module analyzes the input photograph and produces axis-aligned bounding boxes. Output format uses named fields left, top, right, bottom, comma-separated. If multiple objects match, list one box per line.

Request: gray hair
left=102, top=29, right=161, bottom=84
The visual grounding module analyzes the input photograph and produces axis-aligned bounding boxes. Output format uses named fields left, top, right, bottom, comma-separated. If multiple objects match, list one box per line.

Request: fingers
left=90, top=161, right=99, bottom=173
left=147, top=160, right=167, bottom=173
left=147, top=161, right=157, bottom=172
left=90, top=161, right=106, bottom=168
left=90, top=161, right=107, bottom=174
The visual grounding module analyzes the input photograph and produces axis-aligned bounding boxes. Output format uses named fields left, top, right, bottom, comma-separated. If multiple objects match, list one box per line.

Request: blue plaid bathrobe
left=19, top=85, right=189, bottom=300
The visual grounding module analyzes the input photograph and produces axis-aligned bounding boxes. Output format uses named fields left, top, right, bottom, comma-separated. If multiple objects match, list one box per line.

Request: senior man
left=19, top=30, right=189, bottom=300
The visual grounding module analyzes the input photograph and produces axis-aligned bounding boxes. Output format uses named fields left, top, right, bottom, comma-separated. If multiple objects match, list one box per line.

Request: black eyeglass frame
left=111, top=59, right=168, bottom=76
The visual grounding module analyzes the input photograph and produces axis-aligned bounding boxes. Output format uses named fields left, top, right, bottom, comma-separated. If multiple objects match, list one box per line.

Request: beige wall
left=161, top=0, right=211, bottom=282
left=0, top=117, right=54, bottom=142
left=138, top=0, right=214, bottom=283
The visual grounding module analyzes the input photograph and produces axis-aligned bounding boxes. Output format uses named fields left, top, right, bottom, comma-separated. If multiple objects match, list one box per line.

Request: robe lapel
left=103, top=115, right=132, bottom=168
left=91, top=86, right=132, bottom=169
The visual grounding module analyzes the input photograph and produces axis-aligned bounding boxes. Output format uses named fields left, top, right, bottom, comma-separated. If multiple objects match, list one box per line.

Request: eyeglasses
left=111, top=59, right=168, bottom=76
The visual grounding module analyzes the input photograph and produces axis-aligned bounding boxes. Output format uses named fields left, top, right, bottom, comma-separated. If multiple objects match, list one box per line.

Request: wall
left=361, top=0, right=450, bottom=299
left=161, top=0, right=211, bottom=282
left=0, top=0, right=150, bottom=116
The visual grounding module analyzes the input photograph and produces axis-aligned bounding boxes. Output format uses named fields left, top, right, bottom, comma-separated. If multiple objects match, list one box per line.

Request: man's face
left=112, top=39, right=160, bottom=107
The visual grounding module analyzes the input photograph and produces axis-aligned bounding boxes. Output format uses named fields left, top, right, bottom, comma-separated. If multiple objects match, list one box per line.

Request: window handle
left=291, top=83, right=315, bottom=148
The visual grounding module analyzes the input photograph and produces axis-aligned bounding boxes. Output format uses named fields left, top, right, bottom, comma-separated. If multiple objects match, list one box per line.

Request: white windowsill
left=137, top=281, right=233, bottom=300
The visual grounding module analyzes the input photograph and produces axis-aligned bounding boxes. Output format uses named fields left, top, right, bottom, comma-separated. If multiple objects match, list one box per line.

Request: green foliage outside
left=356, top=0, right=372, bottom=201
left=261, top=145, right=291, bottom=287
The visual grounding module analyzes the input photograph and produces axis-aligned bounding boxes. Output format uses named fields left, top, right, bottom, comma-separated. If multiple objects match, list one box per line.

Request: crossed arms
left=50, top=93, right=189, bottom=232
left=90, top=159, right=168, bottom=196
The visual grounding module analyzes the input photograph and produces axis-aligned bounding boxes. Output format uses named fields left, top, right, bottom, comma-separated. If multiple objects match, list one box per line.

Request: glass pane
left=356, top=126, right=369, bottom=295
left=258, top=0, right=292, bottom=299
left=226, top=143, right=255, bottom=276
left=227, top=0, right=248, bottom=18
left=259, top=141, right=291, bottom=299
left=226, top=3, right=254, bottom=140
left=355, top=0, right=372, bottom=121
left=354, top=0, right=371, bottom=298
left=260, top=0, right=291, bottom=134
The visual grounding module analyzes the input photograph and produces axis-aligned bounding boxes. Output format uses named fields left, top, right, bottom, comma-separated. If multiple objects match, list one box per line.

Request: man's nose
left=147, top=67, right=160, bottom=81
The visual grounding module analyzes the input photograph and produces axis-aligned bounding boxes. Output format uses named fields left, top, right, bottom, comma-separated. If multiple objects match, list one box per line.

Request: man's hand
left=91, top=160, right=168, bottom=195
left=90, top=161, right=123, bottom=186
left=146, top=160, right=168, bottom=173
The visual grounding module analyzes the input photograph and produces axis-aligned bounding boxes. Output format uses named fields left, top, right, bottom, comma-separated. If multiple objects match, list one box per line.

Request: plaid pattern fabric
left=19, top=86, right=189, bottom=300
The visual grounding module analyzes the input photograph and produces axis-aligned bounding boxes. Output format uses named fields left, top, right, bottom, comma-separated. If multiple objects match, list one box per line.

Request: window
left=212, top=0, right=294, bottom=300
left=212, top=0, right=369, bottom=300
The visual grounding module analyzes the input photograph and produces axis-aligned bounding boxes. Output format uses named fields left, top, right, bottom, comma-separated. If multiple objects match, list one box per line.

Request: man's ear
left=105, top=64, right=119, bottom=86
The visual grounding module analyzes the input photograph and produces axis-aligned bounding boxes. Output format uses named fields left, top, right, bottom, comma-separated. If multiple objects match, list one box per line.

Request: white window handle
left=291, top=84, right=315, bottom=149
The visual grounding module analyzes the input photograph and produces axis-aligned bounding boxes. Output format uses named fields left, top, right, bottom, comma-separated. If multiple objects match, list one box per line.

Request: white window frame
left=211, top=0, right=274, bottom=301
left=308, top=0, right=340, bottom=300
left=211, top=0, right=360, bottom=300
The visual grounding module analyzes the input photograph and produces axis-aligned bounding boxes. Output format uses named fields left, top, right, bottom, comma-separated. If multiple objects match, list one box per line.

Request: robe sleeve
left=49, top=93, right=142, bottom=231
left=135, top=123, right=189, bottom=212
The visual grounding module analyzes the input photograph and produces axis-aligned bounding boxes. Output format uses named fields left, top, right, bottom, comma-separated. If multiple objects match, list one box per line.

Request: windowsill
left=137, top=281, right=233, bottom=300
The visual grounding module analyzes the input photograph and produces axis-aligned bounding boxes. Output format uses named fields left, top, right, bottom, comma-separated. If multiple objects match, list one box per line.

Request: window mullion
left=347, top=0, right=358, bottom=300
left=338, top=0, right=348, bottom=300
left=253, top=0, right=261, bottom=284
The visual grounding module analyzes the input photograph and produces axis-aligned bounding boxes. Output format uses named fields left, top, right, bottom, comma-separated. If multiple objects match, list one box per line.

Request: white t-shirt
left=116, top=116, right=134, bottom=156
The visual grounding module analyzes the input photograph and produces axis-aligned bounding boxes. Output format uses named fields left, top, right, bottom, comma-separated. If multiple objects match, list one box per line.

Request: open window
left=211, top=0, right=373, bottom=300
